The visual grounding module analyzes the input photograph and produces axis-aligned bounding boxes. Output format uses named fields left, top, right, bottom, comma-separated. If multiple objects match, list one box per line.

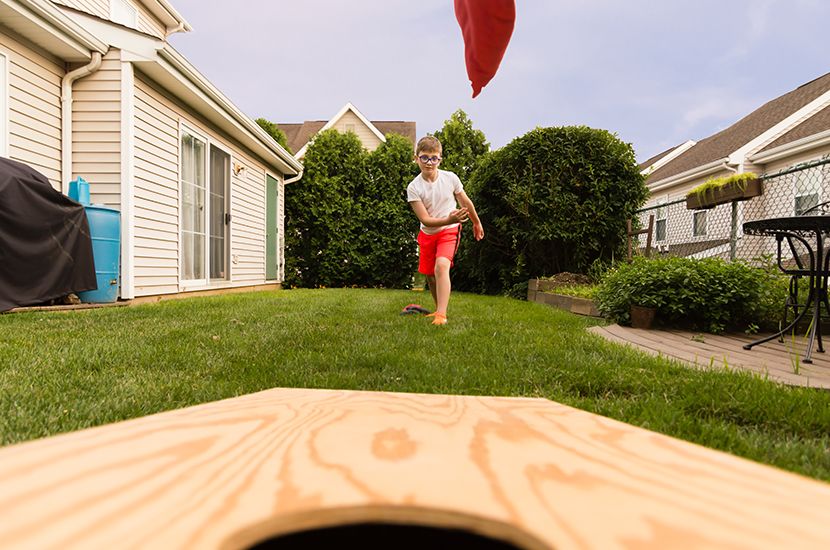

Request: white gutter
left=61, top=51, right=104, bottom=192
left=284, top=170, right=304, bottom=184
left=647, top=157, right=737, bottom=194
left=749, top=128, right=830, bottom=165
left=164, top=21, right=186, bottom=38
left=0, top=0, right=108, bottom=59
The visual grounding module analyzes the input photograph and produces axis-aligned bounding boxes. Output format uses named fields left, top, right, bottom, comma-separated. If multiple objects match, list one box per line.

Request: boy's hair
left=416, top=136, right=442, bottom=155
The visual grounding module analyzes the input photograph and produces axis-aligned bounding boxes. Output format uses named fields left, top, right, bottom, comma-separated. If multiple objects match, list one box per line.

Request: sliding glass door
left=181, top=130, right=230, bottom=285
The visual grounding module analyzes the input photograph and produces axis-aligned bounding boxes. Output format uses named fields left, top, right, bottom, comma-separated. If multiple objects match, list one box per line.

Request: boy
left=406, top=136, right=484, bottom=325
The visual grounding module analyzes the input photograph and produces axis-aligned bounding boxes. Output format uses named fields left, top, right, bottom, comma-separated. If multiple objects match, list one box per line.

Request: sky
left=168, top=0, right=830, bottom=163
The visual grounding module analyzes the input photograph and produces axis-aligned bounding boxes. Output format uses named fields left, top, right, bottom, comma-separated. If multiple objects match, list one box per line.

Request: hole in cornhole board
left=247, top=522, right=528, bottom=549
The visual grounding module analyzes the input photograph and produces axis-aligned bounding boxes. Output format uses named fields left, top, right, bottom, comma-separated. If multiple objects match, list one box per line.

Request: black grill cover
left=0, top=157, right=96, bottom=311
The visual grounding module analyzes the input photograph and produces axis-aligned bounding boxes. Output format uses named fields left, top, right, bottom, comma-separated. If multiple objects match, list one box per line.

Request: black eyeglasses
left=418, top=155, right=442, bottom=164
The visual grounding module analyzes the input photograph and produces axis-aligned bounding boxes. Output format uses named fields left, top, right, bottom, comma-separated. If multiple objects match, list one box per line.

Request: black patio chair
left=778, top=200, right=830, bottom=339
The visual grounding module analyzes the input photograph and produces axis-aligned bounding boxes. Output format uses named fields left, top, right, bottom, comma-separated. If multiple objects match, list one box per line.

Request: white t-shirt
left=406, top=169, right=464, bottom=235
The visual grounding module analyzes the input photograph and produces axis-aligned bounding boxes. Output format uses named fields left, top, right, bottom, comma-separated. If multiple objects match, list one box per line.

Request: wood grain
left=1, top=387, right=829, bottom=549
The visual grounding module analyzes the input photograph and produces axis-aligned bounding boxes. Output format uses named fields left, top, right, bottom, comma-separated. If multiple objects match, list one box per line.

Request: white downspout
left=284, top=170, right=303, bottom=184
left=722, top=161, right=739, bottom=174
left=61, top=51, right=103, bottom=192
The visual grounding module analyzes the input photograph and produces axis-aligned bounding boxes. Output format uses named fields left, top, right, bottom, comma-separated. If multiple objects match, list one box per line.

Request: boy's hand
left=448, top=208, right=469, bottom=223
left=473, top=222, right=484, bottom=241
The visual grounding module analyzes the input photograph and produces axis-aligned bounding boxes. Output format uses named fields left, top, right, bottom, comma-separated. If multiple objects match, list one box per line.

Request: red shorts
left=417, top=225, right=462, bottom=276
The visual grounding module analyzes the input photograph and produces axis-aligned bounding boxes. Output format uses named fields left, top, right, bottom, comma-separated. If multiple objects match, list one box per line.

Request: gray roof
left=638, top=144, right=682, bottom=171
left=756, top=102, right=830, bottom=154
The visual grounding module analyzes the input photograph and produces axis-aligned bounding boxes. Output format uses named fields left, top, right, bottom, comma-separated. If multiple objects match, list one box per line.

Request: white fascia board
left=154, top=46, right=302, bottom=174
left=647, top=157, right=731, bottom=194
left=61, top=9, right=163, bottom=60
left=137, top=0, right=192, bottom=32
left=295, top=102, right=387, bottom=159
left=729, top=90, right=830, bottom=166
left=749, top=128, right=830, bottom=165
left=640, top=140, right=696, bottom=176
left=0, top=0, right=108, bottom=60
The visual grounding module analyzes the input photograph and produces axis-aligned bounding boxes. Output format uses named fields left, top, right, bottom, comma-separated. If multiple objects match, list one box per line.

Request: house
left=638, top=72, right=830, bottom=256
left=277, top=102, right=416, bottom=159
left=0, top=0, right=302, bottom=301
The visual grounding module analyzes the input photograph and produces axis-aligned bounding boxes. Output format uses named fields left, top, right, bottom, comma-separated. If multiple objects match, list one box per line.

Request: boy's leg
left=433, top=257, right=452, bottom=315
left=432, top=226, right=461, bottom=317
left=417, top=230, right=439, bottom=309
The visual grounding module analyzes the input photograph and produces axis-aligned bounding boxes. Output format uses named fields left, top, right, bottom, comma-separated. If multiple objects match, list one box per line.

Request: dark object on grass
left=400, top=303, right=433, bottom=315
left=0, top=157, right=96, bottom=312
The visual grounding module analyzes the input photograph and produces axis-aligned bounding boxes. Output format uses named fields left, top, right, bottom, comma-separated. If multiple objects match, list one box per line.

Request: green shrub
left=284, top=130, right=419, bottom=288
left=453, top=126, right=648, bottom=298
left=594, top=256, right=789, bottom=333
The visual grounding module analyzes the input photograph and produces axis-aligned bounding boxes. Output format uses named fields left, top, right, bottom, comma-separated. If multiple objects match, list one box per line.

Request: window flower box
left=685, top=174, right=763, bottom=210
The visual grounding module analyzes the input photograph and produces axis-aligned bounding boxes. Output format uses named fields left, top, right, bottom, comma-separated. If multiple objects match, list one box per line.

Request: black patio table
left=742, top=215, right=830, bottom=363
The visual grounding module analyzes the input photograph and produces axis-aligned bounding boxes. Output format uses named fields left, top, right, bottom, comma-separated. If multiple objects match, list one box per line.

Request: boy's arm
left=409, top=201, right=469, bottom=227
left=455, top=191, right=484, bottom=240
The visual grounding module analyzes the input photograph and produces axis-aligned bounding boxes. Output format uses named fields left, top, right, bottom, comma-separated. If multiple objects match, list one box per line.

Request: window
left=794, top=166, right=822, bottom=215
left=110, top=0, right=138, bottom=28
left=0, top=52, right=7, bottom=157
left=655, top=203, right=667, bottom=242
left=693, top=211, right=707, bottom=237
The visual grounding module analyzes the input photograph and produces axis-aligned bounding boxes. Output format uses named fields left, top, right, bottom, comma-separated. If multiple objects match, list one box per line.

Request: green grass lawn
left=2, top=288, right=830, bottom=481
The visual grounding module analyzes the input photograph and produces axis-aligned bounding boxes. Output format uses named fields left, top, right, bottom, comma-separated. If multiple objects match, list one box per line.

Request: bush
left=594, top=256, right=789, bottom=333
left=453, top=126, right=648, bottom=298
left=284, top=130, right=419, bottom=288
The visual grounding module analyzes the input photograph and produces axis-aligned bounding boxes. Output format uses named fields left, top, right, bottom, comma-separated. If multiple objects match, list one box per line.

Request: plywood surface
left=1, top=388, right=829, bottom=549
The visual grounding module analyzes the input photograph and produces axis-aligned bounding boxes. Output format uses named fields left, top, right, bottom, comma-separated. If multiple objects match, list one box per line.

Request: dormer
left=52, top=0, right=191, bottom=39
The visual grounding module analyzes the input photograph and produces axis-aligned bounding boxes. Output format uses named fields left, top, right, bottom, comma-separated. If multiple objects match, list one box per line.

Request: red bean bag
left=454, top=0, right=516, bottom=98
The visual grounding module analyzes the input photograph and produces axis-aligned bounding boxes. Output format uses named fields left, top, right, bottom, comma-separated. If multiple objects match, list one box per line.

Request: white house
left=0, top=0, right=303, bottom=301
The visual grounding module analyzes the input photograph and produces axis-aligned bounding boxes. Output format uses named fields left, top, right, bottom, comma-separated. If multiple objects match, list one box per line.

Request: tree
left=283, top=130, right=418, bottom=288
left=453, top=126, right=648, bottom=297
left=255, top=117, right=290, bottom=152
left=432, top=109, right=489, bottom=183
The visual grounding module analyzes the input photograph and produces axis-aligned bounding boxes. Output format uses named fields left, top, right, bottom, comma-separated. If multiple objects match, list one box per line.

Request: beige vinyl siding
left=52, top=0, right=109, bottom=19
left=334, top=111, right=383, bottom=151
left=0, top=34, right=63, bottom=187
left=133, top=75, right=180, bottom=296
left=229, top=158, right=267, bottom=284
left=762, top=146, right=830, bottom=176
left=72, top=50, right=121, bottom=206
left=132, top=74, right=276, bottom=296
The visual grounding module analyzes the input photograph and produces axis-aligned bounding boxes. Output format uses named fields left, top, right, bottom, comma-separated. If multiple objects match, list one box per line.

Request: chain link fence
left=633, top=156, right=830, bottom=266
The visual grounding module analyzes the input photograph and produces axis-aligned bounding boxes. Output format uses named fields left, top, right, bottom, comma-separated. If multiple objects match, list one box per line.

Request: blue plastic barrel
left=78, top=205, right=121, bottom=303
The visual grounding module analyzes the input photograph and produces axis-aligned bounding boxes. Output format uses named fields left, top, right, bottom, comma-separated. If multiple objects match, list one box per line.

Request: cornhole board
left=1, top=387, right=829, bottom=549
